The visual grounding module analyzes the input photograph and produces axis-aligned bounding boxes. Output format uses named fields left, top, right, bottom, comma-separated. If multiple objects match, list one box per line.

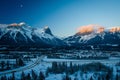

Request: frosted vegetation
left=0, top=50, right=120, bottom=80
left=0, top=62, right=120, bottom=80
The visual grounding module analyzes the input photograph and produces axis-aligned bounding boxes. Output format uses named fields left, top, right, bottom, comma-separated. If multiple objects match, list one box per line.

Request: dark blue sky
left=0, top=0, right=67, bottom=24
left=0, top=0, right=120, bottom=37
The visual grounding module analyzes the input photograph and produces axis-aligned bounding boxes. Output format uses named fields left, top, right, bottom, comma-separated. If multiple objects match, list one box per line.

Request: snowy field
left=43, top=56, right=120, bottom=65
left=0, top=55, right=120, bottom=80
left=0, top=50, right=120, bottom=80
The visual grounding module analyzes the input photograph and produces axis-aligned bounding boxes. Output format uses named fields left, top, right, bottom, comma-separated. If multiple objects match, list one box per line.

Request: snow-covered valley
left=0, top=50, right=120, bottom=80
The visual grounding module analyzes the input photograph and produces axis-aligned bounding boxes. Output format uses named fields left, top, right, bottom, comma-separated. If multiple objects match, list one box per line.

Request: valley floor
left=0, top=50, right=120, bottom=80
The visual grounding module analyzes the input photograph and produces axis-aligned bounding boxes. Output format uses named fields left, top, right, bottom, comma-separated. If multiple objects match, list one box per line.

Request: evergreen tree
left=7, top=77, right=11, bottom=80
left=70, top=62, right=72, bottom=69
left=102, top=76, right=105, bottom=80
left=52, top=62, right=58, bottom=73
left=0, top=76, right=4, bottom=80
left=63, top=74, right=71, bottom=80
left=3, top=75, right=7, bottom=80
left=106, top=72, right=110, bottom=80
left=98, top=76, right=101, bottom=80
left=46, top=67, right=50, bottom=77
left=62, top=62, right=67, bottom=73
left=26, top=73, right=31, bottom=80
left=11, top=73, right=15, bottom=80
left=69, top=62, right=74, bottom=74
left=0, top=75, right=7, bottom=80
left=116, top=74, right=119, bottom=80
left=31, top=70, right=37, bottom=80
left=6, top=61, right=10, bottom=69
left=1, top=61, right=5, bottom=70
left=19, top=58, right=24, bottom=66
left=21, top=71, right=26, bottom=80
left=90, top=76, right=93, bottom=80
left=39, top=71, right=45, bottom=80
left=16, top=58, right=24, bottom=67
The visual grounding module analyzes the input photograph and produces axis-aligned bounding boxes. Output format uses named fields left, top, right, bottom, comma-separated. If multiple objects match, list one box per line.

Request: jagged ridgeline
left=0, top=23, right=120, bottom=50
left=0, top=22, right=65, bottom=49
left=64, top=25, right=120, bottom=50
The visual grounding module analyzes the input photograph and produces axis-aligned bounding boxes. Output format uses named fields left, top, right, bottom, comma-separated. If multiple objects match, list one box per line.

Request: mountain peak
left=76, top=24, right=105, bottom=35
left=42, top=26, right=53, bottom=35
left=0, top=23, right=65, bottom=48
left=8, top=22, right=26, bottom=27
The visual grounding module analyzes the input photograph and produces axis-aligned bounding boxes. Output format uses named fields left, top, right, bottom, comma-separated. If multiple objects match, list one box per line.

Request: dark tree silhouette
left=90, top=76, right=93, bottom=80
left=16, top=58, right=24, bottom=67
left=31, top=70, right=37, bottom=80
left=21, top=71, right=26, bottom=80
left=6, top=61, right=10, bottom=69
left=116, top=74, right=119, bottom=80
left=63, top=74, right=71, bottom=80
left=39, top=71, right=45, bottom=80
left=1, top=61, right=5, bottom=70
left=0, top=75, right=7, bottom=80
left=26, top=73, right=31, bottom=80
left=106, top=72, right=110, bottom=80
left=11, top=73, right=15, bottom=80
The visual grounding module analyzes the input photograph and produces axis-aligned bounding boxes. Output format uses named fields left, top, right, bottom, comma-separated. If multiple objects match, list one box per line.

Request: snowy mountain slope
left=64, top=31, right=120, bottom=47
left=0, top=22, right=65, bottom=47
left=64, top=24, right=120, bottom=47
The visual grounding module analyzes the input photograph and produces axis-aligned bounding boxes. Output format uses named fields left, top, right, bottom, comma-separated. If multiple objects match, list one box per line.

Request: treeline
left=0, top=62, right=120, bottom=80
left=46, top=62, right=119, bottom=80
left=0, top=70, right=45, bottom=80
left=46, top=62, right=112, bottom=75
left=0, top=58, right=24, bottom=71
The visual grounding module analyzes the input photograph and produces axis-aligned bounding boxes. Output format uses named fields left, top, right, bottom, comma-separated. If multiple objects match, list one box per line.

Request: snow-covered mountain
left=0, top=22, right=65, bottom=48
left=1, top=23, right=120, bottom=50
left=64, top=30, right=120, bottom=48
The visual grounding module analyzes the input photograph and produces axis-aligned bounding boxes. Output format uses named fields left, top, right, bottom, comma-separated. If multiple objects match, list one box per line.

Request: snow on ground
left=46, top=74, right=65, bottom=80
left=0, top=56, right=120, bottom=80
left=43, top=57, right=120, bottom=65
left=0, top=62, right=51, bottom=79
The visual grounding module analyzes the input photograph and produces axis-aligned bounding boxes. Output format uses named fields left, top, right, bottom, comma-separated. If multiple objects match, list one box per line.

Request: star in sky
left=0, top=0, right=120, bottom=37
left=20, top=4, right=23, bottom=8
